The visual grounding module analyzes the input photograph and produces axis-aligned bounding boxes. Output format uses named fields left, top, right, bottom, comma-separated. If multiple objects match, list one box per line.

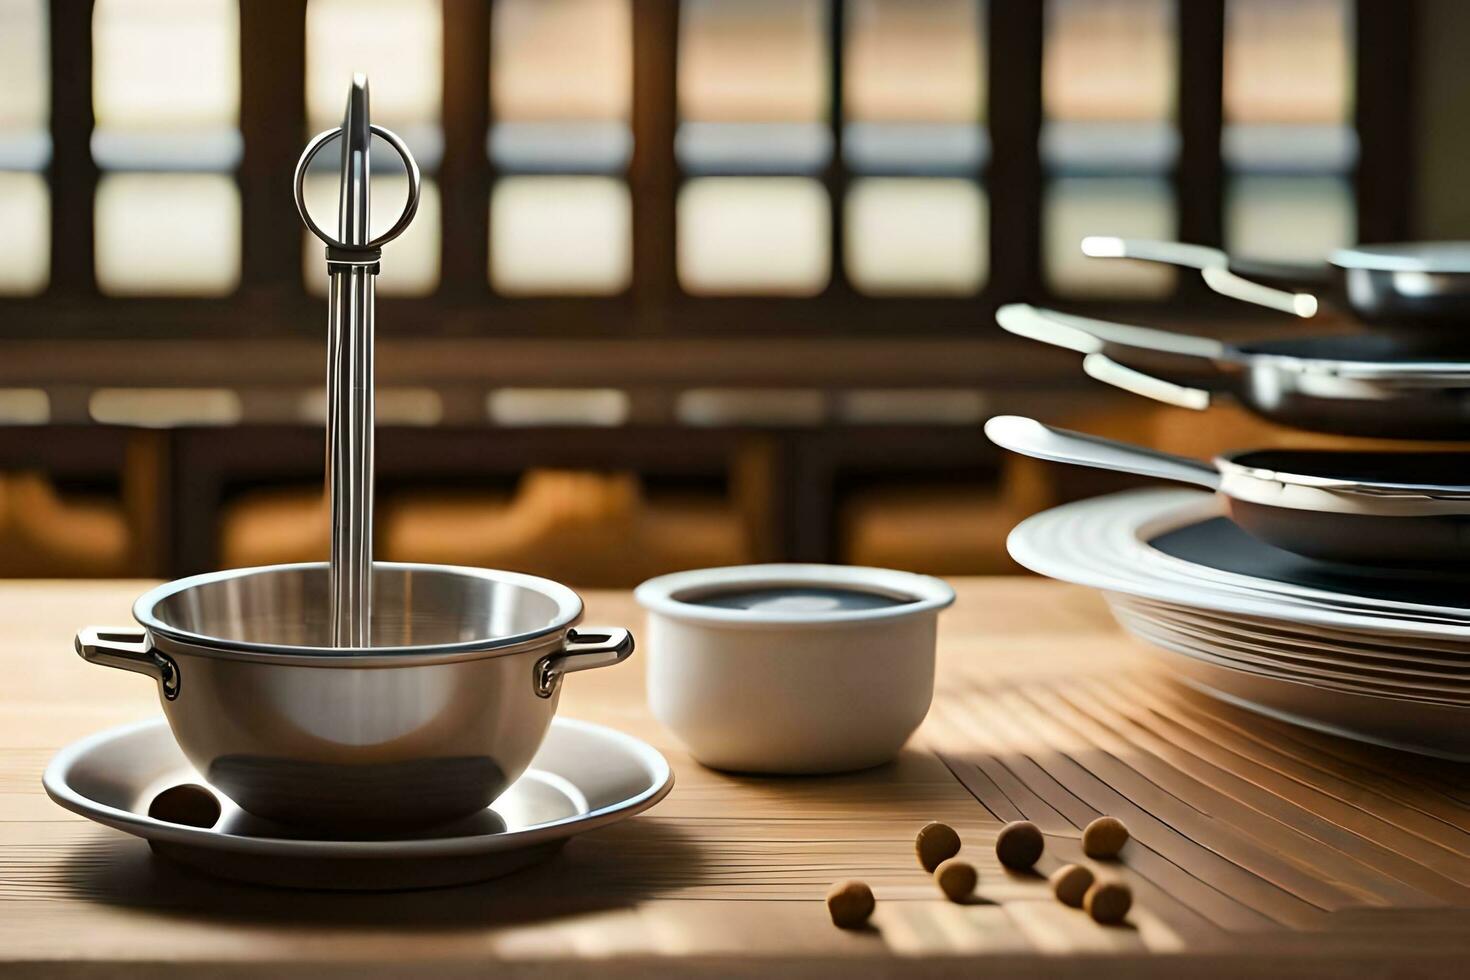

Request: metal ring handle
left=293, top=123, right=421, bottom=251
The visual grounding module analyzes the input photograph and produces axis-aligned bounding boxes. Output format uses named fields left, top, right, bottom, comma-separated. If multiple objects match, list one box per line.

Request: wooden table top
left=2, top=577, right=1468, bottom=978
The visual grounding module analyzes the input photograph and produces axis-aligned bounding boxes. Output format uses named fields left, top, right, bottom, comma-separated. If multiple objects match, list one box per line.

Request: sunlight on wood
left=89, top=388, right=243, bottom=427
left=0, top=389, right=48, bottom=425
left=837, top=389, right=987, bottom=426
left=677, top=388, right=825, bottom=427
left=487, top=389, right=630, bottom=427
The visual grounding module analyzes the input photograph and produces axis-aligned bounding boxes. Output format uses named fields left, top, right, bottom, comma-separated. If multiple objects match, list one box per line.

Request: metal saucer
left=44, top=717, right=672, bottom=891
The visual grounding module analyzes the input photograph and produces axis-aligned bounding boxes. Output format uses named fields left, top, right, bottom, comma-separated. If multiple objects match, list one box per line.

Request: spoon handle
left=984, top=415, right=1221, bottom=491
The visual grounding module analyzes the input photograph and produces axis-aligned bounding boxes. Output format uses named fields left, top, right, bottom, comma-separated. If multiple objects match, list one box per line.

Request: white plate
left=1125, top=630, right=1470, bottom=761
left=1124, top=504, right=1470, bottom=625
left=44, top=717, right=673, bottom=890
left=1116, top=599, right=1470, bottom=685
left=1009, top=489, right=1470, bottom=641
left=1093, top=493, right=1470, bottom=628
left=1008, top=489, right=1470, bottom=758
left=1120, top=597, right=1470, bottom=665
left=1016, top=490, right=1470, bottom=690
left=1111, top=604, right=1470, bottom=705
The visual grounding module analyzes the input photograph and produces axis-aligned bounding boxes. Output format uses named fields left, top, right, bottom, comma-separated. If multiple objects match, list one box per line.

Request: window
left=846, top=179, right=986, bottom=295
left=1043, top=0, right=1176, bottom=297
left=489, top=0, right=633, bottom=295
left=92, top=0, right=241, bottom=296
left=1224, top=0, right=1355, bottom=260
left=677, top=0, right=831, bottom=294
left=0, top=1, right=1413, bottom=344
left=304, top=0, right=442, bottom=296
left=0, top=0, right=49, bottom=295
left=844, top=0, right=987, bottom=295
left=679, top=177, right=830, bottom=296
left=491, top=177, right=631, bottom=294
left=490, top=0, right=631, bottom=171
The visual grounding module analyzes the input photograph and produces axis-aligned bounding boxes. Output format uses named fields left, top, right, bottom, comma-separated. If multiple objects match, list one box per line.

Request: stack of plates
left=1008, top=488, right=1470, bottom=760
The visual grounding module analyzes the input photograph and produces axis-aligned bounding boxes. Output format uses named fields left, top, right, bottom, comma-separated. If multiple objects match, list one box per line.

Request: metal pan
left=984, top=415, right=1470, bottom=566
left=1082, top=236, right=1470, bottom=332
left=997, top=303, right=1470, bottom=439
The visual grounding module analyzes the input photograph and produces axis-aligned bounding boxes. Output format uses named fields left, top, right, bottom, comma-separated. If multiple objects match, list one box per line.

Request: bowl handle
left=534, top=627, right=635, bottom=698
left=75, top=626, right=180, bottom=701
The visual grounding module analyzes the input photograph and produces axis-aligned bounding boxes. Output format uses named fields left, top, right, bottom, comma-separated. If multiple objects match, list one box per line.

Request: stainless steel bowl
left=75, top=562, right=633, bottom=829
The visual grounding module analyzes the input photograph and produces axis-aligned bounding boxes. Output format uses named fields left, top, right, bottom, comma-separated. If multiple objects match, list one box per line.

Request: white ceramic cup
left=635, top=564, right=955, bottom=774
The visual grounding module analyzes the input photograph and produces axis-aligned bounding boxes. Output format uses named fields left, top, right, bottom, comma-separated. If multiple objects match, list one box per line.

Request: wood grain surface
left=1, top=578, right=1467, bottom=978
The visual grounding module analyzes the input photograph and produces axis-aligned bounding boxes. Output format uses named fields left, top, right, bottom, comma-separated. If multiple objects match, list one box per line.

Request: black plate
left=1223, top=449, right=1470, bottom=488
left=1148, top=517, right=1470, bottom=609
left=1230, top=333, right=1470, bottom=362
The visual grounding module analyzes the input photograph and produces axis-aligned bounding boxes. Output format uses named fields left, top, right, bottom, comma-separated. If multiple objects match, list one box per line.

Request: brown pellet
left=147, top=783, right=221, bottom=829
left=934, top=858, right=978, bottom=902
left=1049, top=863, right=1095, bottom=908
left=915, top=820, right=962, bottom=872
left=1084, top=880, right=1133, bottom=925
left=1082, top=816, right=1130, bottom=860
left=826, top=879, right=876, bottom=929
left=995, top=820, right=1045, bottom=870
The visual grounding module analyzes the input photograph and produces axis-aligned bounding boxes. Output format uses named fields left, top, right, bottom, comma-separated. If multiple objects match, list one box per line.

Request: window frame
left=0, top=0, right=1418, bottom=341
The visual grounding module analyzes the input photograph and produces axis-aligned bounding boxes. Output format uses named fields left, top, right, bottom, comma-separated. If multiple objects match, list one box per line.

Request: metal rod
left=293, top=77, right=419, bottom=647
left=328, top=75, right=374, bottom=647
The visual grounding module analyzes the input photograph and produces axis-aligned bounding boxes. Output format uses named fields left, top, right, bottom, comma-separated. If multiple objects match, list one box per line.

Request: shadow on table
left=691, top=747, right=952, bottom=809
left=57, top=818, right=703, bottom=929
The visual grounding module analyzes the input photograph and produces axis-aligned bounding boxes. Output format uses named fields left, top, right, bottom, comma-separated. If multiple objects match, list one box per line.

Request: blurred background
left=0, top=0, right=1461, bottom=586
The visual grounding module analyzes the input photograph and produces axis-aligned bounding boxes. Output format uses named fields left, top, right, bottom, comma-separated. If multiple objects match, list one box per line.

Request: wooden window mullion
left=985, top=0, right=1043, bottom=304
left=1175, top=0, right=1224, bottom=251
left=824, top=0, right=851, bottom=299
left=47, top=0, right=98, bottom=299
left=441, top=0, right=492, bottom=299
left=630, top=0, right=679, bottom=328
left=1354, top=0, right=1416, bottom=243
left=239, top=0, right=308, bottom=301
